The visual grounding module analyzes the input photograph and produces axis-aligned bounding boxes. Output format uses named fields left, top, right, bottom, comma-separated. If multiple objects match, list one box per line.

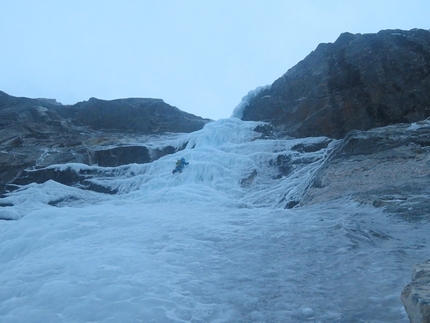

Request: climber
left=172, top=158, right=189, bottom=174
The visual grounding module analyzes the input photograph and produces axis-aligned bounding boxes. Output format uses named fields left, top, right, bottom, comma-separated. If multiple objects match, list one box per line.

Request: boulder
left=401, top=259, right=430, bottom=323
left=240, top=29, right=430, bottom=139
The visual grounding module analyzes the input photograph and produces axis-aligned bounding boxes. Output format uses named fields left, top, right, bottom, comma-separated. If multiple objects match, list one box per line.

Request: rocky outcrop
left=54, top=97, right=208, bottom=133
left=401, top=259, right=430, bottom=323
left=299, top=119, right=430, bottom=220
left=88, top=146, right=151, bottom=167
left=0, top=91, right=210, bottom=195
left=240, top=29, right=430, bottom=139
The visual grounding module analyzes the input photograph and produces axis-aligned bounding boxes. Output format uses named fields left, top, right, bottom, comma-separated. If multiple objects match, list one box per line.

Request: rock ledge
left=401, top=259, right=430, bottom=323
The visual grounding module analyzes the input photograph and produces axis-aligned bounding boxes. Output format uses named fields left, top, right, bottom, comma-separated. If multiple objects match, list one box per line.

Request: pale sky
left=1, top=1, right=429, bottom=120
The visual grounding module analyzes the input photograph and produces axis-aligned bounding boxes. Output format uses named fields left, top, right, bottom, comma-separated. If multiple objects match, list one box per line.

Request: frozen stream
left=0, top=119, right=428, bottom=322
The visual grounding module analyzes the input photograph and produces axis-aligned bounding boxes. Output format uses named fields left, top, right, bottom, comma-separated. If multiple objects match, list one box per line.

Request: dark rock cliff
left=55, top=97, right=208, bottom=134
left=240, top=29, right=430, bottom=139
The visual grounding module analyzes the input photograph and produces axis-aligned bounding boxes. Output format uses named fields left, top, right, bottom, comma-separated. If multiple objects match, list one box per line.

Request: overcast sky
left=1, top=1, right=429, bottom=120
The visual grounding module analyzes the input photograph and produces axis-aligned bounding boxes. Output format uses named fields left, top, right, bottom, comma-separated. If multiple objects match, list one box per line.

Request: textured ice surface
left=0, top=119, right=428, bottom=322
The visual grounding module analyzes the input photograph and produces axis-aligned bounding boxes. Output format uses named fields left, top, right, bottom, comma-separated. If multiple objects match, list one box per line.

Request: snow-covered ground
left=0, top=118, right=428, bottom=322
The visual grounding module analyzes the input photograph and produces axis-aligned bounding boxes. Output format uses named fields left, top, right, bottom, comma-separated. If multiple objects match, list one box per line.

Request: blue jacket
left=173, top=158, right=189, bottom=174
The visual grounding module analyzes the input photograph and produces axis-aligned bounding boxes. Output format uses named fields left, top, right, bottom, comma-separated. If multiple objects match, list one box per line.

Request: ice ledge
left=401, top=259, right=430, bottom=323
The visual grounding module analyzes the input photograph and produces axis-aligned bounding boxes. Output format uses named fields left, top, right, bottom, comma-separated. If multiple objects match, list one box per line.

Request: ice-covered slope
left=0, top=118, right=428, bottom=322
left=3, top=118, right=333, bottom=215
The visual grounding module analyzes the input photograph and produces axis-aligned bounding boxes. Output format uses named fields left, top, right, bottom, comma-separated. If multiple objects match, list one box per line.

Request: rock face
left=401, top=259, right=430, bottom=323
left=0, top=91, right=210, bottom=195
left=299, top=119, right=430, bottom=221
left=240, top=29, right=430, bottom=139
left=55, top=97, right=208, bottom=134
